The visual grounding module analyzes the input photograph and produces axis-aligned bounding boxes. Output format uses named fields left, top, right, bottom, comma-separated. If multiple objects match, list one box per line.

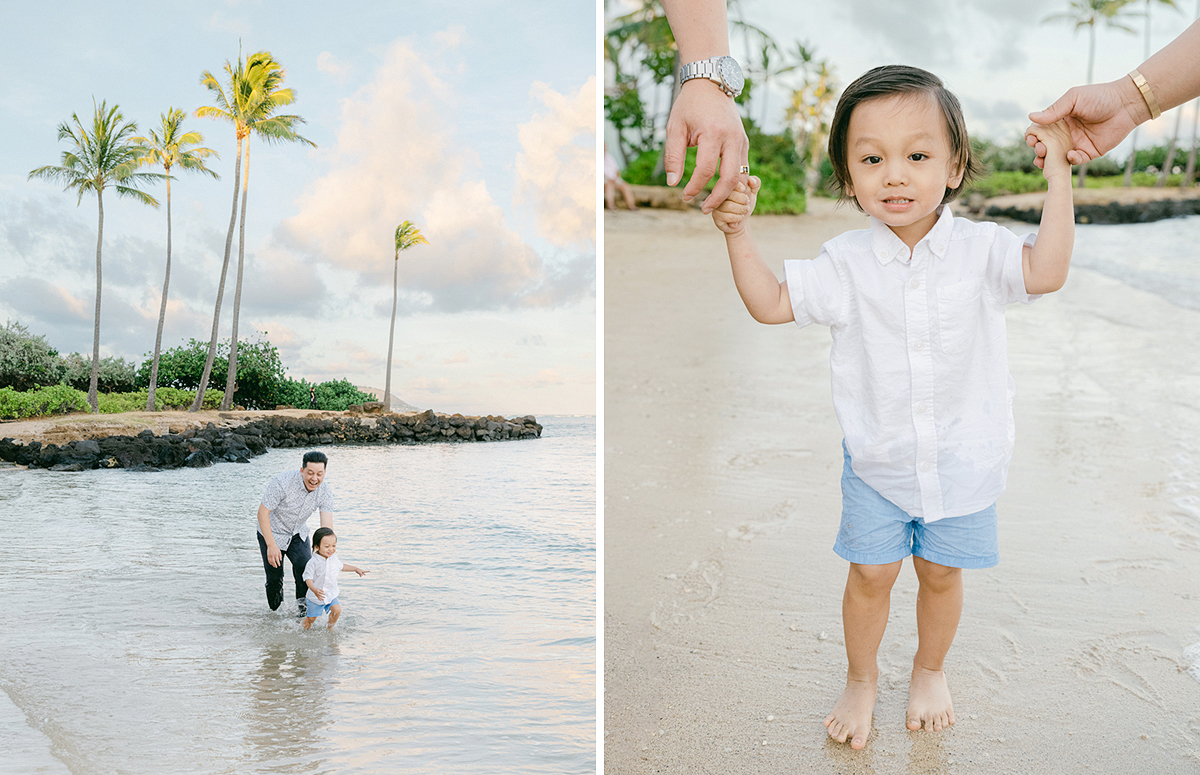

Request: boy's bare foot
left=824, top=677, right=876, bottom=749
left=906, top=666, right=955, bottom=731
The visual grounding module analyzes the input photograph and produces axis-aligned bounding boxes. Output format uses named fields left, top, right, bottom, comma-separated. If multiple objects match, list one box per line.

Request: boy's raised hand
left=712, top=176, right=761, bottom=236
left=1024, top=120, right=1073, bottom=182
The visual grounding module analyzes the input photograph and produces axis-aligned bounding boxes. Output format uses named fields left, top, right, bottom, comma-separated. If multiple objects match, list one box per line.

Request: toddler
left=302, top=527, right=368, bottom=630
left=712, top=65, right=1074, bottom=749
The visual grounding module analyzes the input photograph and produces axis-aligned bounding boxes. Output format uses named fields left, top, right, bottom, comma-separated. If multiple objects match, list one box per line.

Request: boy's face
left=844, top=93, right=965, bottom=247
left=316, top=535, right=337, bottom=558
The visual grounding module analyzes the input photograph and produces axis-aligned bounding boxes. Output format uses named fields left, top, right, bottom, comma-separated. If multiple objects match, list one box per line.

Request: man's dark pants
left=257, top=532, right=312, bottom=611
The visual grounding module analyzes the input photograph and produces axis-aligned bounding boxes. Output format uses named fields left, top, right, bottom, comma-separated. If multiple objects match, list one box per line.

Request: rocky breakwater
left=0, top=409, right=543, bottom=472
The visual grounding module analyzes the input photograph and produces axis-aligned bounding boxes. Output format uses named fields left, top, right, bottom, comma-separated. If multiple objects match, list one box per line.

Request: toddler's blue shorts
left=834, top=443, right=999, bottom=569
left=305, top=596, right=341, bottom=617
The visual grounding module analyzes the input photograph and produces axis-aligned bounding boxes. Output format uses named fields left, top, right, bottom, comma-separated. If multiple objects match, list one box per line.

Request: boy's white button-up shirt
left=784, top=206, right=1038, bottom=522
left=303, top=554, right=343, bottom=603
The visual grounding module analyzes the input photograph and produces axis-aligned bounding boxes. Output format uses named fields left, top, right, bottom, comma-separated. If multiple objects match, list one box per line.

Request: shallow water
left=0, top=415, right=595, bottom=774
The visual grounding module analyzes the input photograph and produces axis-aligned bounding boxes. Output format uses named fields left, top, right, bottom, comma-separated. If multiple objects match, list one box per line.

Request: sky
left=607, top=0, right=1200, bottom=161
left=1, top=1, right=598, bottom=417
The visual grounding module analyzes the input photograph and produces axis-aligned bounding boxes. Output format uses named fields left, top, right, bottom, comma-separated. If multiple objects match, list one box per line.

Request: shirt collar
left=868, top=204, right=954, bottom=265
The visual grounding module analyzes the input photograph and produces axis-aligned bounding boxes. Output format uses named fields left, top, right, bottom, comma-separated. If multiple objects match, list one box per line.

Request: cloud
left=317, top=51, right=353, bottom=84
left=514, top=78, right=597, bottom=248
left=443, top=350, right=469, bottom=364
left=276, top=36, right=591, bottom=314
left=434, top=25, right=466, bottom=51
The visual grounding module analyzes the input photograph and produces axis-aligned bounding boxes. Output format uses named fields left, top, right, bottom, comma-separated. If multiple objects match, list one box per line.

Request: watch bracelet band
left=680, top=58, right=733, bottom=96
left=1129, top=69, right=1162, bottom=121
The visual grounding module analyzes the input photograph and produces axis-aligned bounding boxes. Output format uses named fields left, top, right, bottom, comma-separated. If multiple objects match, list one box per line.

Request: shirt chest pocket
left=936, top=280, right=986, bottom=354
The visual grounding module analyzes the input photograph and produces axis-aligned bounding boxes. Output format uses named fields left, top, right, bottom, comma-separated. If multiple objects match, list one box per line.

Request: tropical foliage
left=133, top=108, right=219, bottom=411
left=27, top=100, right=163, bottom=412
left=134, top=335, right=287, bottom=410
left=385, top=221, right=429, bottom=411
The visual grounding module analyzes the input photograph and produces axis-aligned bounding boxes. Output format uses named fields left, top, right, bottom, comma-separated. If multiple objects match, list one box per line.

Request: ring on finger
left=739, top=165, right=750, bottom=175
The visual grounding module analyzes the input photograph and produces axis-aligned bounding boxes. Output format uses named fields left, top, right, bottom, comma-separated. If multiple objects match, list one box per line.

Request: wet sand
left=603, top=200, right=1200, bottom=773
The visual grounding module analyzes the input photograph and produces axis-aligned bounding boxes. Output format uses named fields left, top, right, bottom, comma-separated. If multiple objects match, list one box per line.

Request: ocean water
left=0, top=415, right=595, bottom=775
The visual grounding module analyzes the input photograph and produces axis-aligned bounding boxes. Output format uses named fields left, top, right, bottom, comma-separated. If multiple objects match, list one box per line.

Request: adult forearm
left=256, top=505, right=276, bottom=547
left=661, top=0, right=730, bottom=62
left=319, top=511, right=333, bottom=529
left=1139, top=18, right=1200, bottom=115
left=726, top=230, right=792, bottom=324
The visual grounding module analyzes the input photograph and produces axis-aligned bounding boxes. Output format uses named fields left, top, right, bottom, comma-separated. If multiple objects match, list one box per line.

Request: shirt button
left=913, top=340, right=924, bottom=351
left=916, top=403, right=928, bottom=414
left=919, top=461, right=932, bottom=473
left=911, top=278, right=920, bottom=289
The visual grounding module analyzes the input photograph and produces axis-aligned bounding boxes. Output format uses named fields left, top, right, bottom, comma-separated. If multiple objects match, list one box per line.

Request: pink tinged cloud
left=515, top=78, right=597, bottom=248
left=277, top=36, right=564, bottom=313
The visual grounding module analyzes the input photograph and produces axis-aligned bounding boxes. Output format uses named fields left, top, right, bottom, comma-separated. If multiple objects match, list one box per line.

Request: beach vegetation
left=192, top=50, right=315, bottom=414
left=276, top=378, right=376, bottom=412
left=0, top=321, right=62, bottom=392
left=132, top=109, right=220, bottom=413
left=27, top=100, right=165, bottom=413
left=59, top=352, right=137, bottom=393
left=385, top=221, right=430, bottom=411
left=135, top=335, right=286, bottom=411
left=0, top=385, right=90, bottom=421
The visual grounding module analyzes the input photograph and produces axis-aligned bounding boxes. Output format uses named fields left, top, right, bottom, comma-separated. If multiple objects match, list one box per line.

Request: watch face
left=718, top=56, right=744, bottom=94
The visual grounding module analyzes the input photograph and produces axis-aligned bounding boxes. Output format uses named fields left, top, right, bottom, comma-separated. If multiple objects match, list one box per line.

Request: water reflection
left=247, top=640, right=340, bottom=772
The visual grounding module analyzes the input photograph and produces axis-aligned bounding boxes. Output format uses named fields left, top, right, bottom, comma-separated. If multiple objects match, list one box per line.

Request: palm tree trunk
left=1157, top=108, right=1183, bottom=186
left=1184, top=100, right=1199, bottom=187
left=191, top=130, right=244, bottom=412
left=384, top=255, right=398, bottom=412
left=1123, top=130, right=1138, bottom=186
left=223, top=139, right=251, bottom=411
left=1078, top=23, right=1097, bottom=189
left=89, top=189, right=104, bottom=414
left=147, top=173, right=172, bottom=411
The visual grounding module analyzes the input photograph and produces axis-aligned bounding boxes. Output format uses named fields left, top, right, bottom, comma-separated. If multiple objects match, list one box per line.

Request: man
left=256, top=450, right=335, bottom=615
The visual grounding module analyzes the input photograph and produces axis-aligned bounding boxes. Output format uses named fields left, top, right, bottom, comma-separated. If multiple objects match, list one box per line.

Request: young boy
left=711, top=65, right=1074, bottom=749
left=302, top=527, right=369, bottom=630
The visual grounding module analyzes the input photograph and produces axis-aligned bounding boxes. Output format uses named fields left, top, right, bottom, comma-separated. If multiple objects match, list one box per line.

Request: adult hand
left=266, top=542, right=282, bottom=568
left=663, top=81, right=750, bottom=214
left=1027, top=80, right=1142, bottom=169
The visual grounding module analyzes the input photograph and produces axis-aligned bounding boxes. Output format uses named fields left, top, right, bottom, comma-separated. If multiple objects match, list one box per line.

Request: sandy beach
left=603, top=200, right=1200, bottom=773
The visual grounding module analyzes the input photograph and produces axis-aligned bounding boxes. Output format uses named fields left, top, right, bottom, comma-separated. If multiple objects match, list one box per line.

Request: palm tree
left=384, top=221, right=429, bottom=412
left=1044, top=0, right=1139, bottom=187
left=192, top=50, right=313, bottom=412
left=1123, top=0, right=1180, bottom=185
left=785, top=46, right=837, bottom=198
left=133, top=109, right=219, bottom=411
left=28, top=100, right=162, bottom=413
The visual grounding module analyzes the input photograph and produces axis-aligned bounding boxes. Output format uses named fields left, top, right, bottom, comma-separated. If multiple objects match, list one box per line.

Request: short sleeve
left=302, top=559, right=316, bottom=582
left=318, top=485, right=335, bottom=513
left=784, top=248, right=845, bottom=328
left=990, top=227, right=1041, bottom=306
left=261, top=473, right=286, bottom=510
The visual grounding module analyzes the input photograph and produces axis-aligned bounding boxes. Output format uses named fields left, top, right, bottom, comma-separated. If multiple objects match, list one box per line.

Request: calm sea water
left=0, top=415, right=595, bottom=775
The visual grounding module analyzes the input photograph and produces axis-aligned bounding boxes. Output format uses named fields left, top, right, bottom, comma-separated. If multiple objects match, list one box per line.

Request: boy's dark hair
left=302, top=450, right=328, bottom=469
left=312, top=527, right=336, bottom=549
left=827, top=65, right=981, bottom=211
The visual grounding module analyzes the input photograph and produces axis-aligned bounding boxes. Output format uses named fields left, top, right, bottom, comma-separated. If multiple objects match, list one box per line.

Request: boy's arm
left=1021, top=120, right=1075, bottom=295
left=341, top=563, right=369, bottom=577
left=305, top=578, right=325, bottom=601
left=713, top=179, right=795, bottom=324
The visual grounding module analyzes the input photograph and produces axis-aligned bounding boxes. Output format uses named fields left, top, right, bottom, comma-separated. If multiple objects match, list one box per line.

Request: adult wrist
left=1124, top=71, right=1157, bottom=125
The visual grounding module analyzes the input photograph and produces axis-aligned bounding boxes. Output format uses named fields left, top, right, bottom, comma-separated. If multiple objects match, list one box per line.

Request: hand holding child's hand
left=712, top=176, right=760, bottom=236
left=1024, top=120, right=1074, bottom=182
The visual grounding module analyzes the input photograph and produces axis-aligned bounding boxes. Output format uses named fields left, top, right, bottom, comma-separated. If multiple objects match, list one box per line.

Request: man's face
left=301, top=463, right=326, bottom=492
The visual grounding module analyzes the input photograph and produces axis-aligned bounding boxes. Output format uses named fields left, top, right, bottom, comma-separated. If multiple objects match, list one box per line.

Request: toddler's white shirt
left=784, top=206, right=1038, bottom=522
left=303, top=554, right=343, bottom=603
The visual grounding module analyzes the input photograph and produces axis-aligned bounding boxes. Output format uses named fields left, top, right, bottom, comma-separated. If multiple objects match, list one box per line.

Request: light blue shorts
left=835, top=444, right=999, bottom=569
left=305, top=597, right=340, bottom=617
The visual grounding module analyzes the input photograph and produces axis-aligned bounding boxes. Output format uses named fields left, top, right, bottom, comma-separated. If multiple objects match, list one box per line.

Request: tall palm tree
left=133, top=108, right=219, bottom=411
left=192, top=50, right=313, bottom=412
left=1123, top=0, right=1179, bottom=185
left=28, top=100, right=162, bottom=413
left=1044, top=0, right=1139, bottom=187
left=384, top=221, right=429, bottom=412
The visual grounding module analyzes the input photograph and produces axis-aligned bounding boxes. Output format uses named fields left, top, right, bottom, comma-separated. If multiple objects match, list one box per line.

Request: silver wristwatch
left=679, top=56, right=745, bottom=98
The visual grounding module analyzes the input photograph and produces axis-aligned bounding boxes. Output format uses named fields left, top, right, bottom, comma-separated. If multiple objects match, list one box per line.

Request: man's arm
left=1022, top=121, right=1075, bottom=295
left=319, top=510, right=333, bottom=529
left=257, top=504, right=281, bottom=568
left=660, top=0, right=749, bottom=213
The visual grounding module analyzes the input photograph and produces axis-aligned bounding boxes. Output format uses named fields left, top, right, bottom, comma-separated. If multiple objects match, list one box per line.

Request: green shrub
left=0, top=321, right=63, bottom=391
left=97, top=388, right=223, bottom=414
left=60, top=352, right=137, bottom=393
left=135, top=335, right=285, bottom=410
left=0, top=385, right=89, bottom=421
left=965, top=170, right=1048, bottom=198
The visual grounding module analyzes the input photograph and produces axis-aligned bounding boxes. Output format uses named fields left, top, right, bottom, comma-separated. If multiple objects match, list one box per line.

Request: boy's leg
left=257, top=531, right=285, bottom=610
left=284, top=536, right=313, bottom=614
left=327, top=604, right=341, bottom=629
left=302, top=616, right=316, bottom=630
left=825, top=560, right=902, bottom=750
left=907, top=556, right=962, bottom=732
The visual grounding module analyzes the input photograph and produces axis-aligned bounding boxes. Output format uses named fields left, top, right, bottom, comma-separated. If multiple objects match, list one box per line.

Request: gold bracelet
left=1129, top=69, right=1162, bottom=120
